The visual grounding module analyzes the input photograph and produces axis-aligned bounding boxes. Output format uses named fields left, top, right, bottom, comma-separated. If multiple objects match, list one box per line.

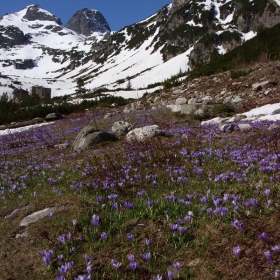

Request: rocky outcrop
left=234, top=2, right=280, bottom=33
left=23, top=5, right=62, bottom=25
left=65, top=8, right=110, bottom=36
left=14, top=59, right=35, bottom=70
left=0, top=25, right=26, bottom=48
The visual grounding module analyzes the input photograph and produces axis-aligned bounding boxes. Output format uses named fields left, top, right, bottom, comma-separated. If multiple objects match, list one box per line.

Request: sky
left=0, top=0, right=171, bottom=31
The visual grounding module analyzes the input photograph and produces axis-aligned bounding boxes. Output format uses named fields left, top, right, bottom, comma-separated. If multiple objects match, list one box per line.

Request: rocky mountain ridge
left=65, top=8, right=111, bottom=36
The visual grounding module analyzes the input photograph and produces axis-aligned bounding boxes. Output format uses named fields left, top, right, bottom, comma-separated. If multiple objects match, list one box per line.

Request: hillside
left=1, top=84, right=280, bottom=279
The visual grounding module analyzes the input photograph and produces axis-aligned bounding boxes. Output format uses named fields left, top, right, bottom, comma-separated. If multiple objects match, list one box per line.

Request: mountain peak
left=23, top=4, right=62, bottom=25
left=65, top=8, right=111, bottom=36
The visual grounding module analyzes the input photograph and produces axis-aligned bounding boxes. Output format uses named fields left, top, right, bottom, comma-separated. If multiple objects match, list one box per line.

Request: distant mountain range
left=0, top=0, right=280, bottom=98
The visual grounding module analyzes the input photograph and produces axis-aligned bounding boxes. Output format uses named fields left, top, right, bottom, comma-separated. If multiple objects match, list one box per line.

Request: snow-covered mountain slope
left=1, top=0, right=280, bottom=99
left=0, top=4, right=104, bottom=96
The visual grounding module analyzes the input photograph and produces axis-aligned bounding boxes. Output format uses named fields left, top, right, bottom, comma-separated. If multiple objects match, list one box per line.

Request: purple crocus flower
left=200, top=196, right=207, bottom=204
left=231, top=219, right=244, bottom=231
left=233, top=246, right=241, bottom=258
left=58, top=261, right=73, bottom=276
left=96, top=196, right=103, bottom=203
left=142, top=252, right=151, bottom=261
left=167, top=270, right=175, bottom=280
left=127, top=232, right=134, bottom=241
left=127, top=254, right=135, bottom=262
left=137, top=189, right=146, bottom=196
left=83, top=253, right=91, bottom=263
left=173, top=261, right=181, bottom=271
left=258, top=232, right=268, bottom=243
left=147, top=198, right=154, bottom=207
left=91, top=214, right=99, bottom=227
left=101, top=232, right=108, bottom=241
left=272, top=245, right=280, bottom=254
left=108, top=193, right=119, bottom=200
left=207, top=207, right=213, bottom=216
left=58, top=265, right=67, bottom=276
left=112, top=202, right=118, bottom=210
left=275, top=269, right=280, bottom=278
left=57, top=254, right=64, bottom=261
left=178, top=226, right=186, bottom=234
left=111, top=259, right=121, bottom=270
left=86, top=263, right=92, bottom=274
left=184, top=215, right=191, bottom=224
left=264, top=189, right=271, bottom=198
left=264, top=250, right=273, bottom=264
left=40, top=249, right=53, bottom=266
left=170, top=223, right=178, bottom=232
left=128, top=261, right=137, bottom=271
left=146, top=238, right=152, bottom=247
left=166, top=194, right=175, bottom=202
left=124, top=201, right=134, bottom=209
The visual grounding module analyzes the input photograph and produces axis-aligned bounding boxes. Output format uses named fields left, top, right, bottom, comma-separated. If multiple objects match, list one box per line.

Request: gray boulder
left=19, top=207, right=57, bottom=227
left=112, top=121, right=133, bottom=136
left=45, top=113, right=62, bottom=121
left=73, top=125, right=118, bottom=151
left=238, top=124, right=252, bottom=132
left=252, top=81, right=269, bottom=91
left=175, top=97, right=187, bottom=105
left=55, top=143, right=70, bottom=149
left=219, top=123, right=238, bottom=133
left=126, top=125, right=163, bottom=141
left=231, top=96, right=243, bottom=103
left=220, top=123, right=251, bottom=133
left=166, top=104, right=182, bottom=113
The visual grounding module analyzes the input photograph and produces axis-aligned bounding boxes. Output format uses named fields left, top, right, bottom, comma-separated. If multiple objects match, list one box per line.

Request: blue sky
left=1, top=0, right=171, bottom=31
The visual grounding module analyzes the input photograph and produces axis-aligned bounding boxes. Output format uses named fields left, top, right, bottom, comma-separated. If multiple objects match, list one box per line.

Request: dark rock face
left=0, top=25, right=26, bottom=48
left=14, top=59, right=35, bottom=70
left=23, top=5, right=62, bottom=25
left=65, top=8, right=111, bottom=36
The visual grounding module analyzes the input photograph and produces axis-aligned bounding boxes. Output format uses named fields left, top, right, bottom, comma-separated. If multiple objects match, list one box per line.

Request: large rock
left=252, top=81, right=270, bottom=91
left=19, top=207, right=57, bottom=227
left=45, top=113, right=62, bottom=121
left=73, top=125, right=118, bottom=151
left=112, top=121, right=133, bottom=136
left=175, top=97, right=187, bottom=105
left=166, top=104, right=182, bottom=113
left=219, top=123, right=251, bottom=133
left=126, top=125, right=163, bottom=141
